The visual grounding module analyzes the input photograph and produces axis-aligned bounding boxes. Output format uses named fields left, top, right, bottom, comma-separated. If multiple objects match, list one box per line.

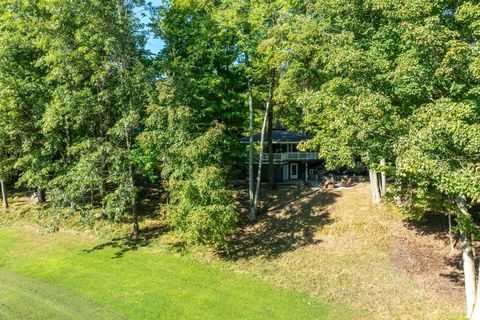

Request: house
left=240, top=124, right=322, bottom=183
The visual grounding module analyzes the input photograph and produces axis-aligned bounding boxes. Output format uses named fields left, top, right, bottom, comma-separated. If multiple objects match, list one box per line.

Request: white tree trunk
left=248, top=83, right=255, bottom=219
left=461, top=229, right=476, bottom=319
left=250, top=96, right=270, bottom=221
left=380, top=158, right=387, bottom=196
left=0, top=179, right=8, bottom=209
left=470, top=265, right=480, bottom=320
left=456, top=196, right=478, bottom=319
left=369, top=170, right=381, bottom=204
left=266, top=71, right=275, bottom=191
left=471, top=265, right=480, bottom=320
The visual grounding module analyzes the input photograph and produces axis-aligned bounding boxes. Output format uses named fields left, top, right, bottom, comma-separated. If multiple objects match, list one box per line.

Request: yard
left=225, top=183, right=466, bottom=319
left=0, top=183, right=466, bottom=319
left=0, top=226, right=346, bottom=319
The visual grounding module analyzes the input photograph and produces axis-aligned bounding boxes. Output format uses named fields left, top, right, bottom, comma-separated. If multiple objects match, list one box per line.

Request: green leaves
left=165, top=165, right=237, bottom=247
left=140, top=79, right=238, bottom=245
left=0, top=0, right=151, bottom=226
left=397, top=99, right=480, bottom=203
left=272, top=0, right=480, bottom=227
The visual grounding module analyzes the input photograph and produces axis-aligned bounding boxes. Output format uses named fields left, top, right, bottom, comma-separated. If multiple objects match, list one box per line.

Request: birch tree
left=214, top=0, right=286, bottom=218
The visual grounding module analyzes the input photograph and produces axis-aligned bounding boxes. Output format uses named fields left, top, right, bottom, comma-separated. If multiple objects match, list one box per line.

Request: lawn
left=0, top=226, right=349, bottom=320
left=0, top=183, right=466, bottom=319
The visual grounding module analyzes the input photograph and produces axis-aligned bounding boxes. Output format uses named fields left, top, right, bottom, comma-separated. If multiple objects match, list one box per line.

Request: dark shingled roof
left=240, top=124, right=309, bottom=144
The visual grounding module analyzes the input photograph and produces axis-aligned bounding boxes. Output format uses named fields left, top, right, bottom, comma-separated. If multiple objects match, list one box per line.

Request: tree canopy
left=1, top=1, right=480, bottom=315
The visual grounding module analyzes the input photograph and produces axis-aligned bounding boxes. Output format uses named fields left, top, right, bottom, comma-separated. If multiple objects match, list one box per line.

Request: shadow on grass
left=221, top=190, right=339, bottom=261
left=83, top=225, right=169, bottom=259
left=403, top=213, right=452, bottom=243
left=403, top=213, right=473, bottom=288
left=441, top=254, right=464, bottom=286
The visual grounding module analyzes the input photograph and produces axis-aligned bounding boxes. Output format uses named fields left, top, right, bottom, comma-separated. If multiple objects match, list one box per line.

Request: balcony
left=253, top=152, right=319, bottom=163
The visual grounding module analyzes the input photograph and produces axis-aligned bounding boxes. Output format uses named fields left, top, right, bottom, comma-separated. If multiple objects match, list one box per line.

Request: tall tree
left=393, top=1, right=480, bottom=318
left=0, top=0, right=151, bottom=233
left=39, top=0, right=150, bottom=234
left=0, top=0, right=51, bottom=203
left=142, top=0, right=244, bottom=245
left=214, top=0, right=286, bottom=217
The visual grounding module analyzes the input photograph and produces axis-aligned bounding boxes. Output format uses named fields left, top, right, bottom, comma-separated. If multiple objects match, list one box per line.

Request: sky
left=136, top=0, right=164, bottom=55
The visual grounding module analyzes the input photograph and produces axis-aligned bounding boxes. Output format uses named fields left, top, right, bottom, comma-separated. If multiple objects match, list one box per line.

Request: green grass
left=0, top=227, right=349, bottom=319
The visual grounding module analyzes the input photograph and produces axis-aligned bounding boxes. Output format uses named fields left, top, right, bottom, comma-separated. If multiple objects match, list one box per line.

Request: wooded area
left=1, top=0, right=480, bottom=318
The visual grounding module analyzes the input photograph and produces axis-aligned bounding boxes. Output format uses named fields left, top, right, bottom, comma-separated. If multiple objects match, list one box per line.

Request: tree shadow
left=221, top=190, right=339, bottom=261
left=440, top=241, right=480, bottom=287
left=441, top=254, right=464, bottom=286
left=234, top=185, right=324, bottom=221
left=83, top=224, right=168, bottom=259
left=402, top=213, right=480, bottom=288
left=402, top=213, right=453, bottom=244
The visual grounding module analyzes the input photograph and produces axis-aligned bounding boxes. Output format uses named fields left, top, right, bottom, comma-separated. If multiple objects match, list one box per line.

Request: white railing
left=283, top=152, right=319, bottom=161
left=254, top=152, right=318, bottom=162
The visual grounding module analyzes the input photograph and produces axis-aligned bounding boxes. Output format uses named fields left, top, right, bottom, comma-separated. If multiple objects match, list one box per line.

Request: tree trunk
left=37, top=188, right=46, bottom=204
left=132, top=194, right=139, bottom=236
left=461, top=229, right=476, bottom=319
left=471, top=264, right=480, bottom=319
left=250, top=92, right=271, bottom=221
left=369, top=170, right=381, bottom=204
left=456, top=196, right=477, bottom=319
left=129, top=164, right=139, bottom=236
left=1, top=179, right=8, bottom=209
left=267, top=105, right=274, bottom=190
left=248, top=83, right=255, bottom=219
left=90, top=188, right=95, bottom=207
left=267, top=71, right=275, bottom=191
left=380, top=158, right=387, bottom=196
left=125, top=127, right=139, bottom=236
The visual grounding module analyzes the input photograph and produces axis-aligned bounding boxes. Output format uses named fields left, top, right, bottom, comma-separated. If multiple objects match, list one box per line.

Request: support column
left=305, top=162, right=308, bottom=182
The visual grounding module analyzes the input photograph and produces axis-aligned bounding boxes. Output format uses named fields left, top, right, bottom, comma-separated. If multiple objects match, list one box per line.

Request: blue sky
left=136, top=0, right=164, bottom=55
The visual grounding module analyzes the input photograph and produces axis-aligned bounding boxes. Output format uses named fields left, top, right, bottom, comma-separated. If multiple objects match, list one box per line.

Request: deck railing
left=254, top=152, right=318, bottom=163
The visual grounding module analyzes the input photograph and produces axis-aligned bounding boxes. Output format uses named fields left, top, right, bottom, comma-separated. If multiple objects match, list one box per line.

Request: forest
left=1, top=0, right=480, bottom=319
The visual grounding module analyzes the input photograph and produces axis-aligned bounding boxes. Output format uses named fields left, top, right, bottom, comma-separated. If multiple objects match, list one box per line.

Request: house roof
left=240, top=124, right=309, bottom=144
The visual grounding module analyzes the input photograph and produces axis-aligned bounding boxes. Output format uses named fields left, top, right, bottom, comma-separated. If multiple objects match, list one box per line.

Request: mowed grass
left=0, top=226, right=350, bottom=320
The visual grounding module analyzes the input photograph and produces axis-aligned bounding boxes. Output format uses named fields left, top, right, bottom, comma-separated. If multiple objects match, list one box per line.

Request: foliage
left=138, top=1, right=252, bottom=245
left=140, top=81, right=238, bottom=246
left=2, top=0, right=480, bottom=252
left=165, top=165, right=237, bottom=246
left=0, top=0, right=152, bottom=233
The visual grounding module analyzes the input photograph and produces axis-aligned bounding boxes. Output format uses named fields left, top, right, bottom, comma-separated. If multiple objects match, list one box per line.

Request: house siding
left=252, top=164, right=284, bottom=183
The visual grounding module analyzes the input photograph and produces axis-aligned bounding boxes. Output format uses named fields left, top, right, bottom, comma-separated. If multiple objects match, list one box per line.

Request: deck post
left=305, top=162, right=308, bottom=182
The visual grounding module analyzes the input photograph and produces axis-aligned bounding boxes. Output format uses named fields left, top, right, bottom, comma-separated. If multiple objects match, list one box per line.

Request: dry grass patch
left=216, top=183, right=465, bottom=319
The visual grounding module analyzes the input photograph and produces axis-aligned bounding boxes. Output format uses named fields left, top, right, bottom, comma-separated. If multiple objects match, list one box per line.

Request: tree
left=214, top=0, right=287, bottom=218
left=142, top=0, right=244, bottom=245
left=0, top=0, right=151, bottom=233
left=393, top=1, right=480, bottom=317
left=275, top=0, right=462, bottom=204
left=0, top=0, right=51, bottom=204
left=396, top=99, right=480, bottom=318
